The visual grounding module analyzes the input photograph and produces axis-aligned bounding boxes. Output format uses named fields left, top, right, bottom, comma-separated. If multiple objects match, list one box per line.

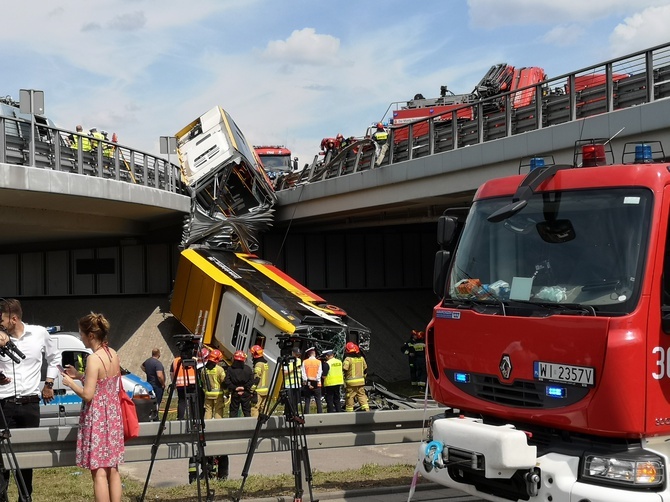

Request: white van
left=40, top=330, right=157, bottom=425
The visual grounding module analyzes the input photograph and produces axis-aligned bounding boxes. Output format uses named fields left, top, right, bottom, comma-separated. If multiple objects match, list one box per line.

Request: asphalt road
left=119, top=442, right=486, bottom=501
left=244, top=484, right=483, bottom=502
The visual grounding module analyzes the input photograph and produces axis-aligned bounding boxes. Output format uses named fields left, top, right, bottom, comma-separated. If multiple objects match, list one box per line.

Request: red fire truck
left=420, top=140, right=670, bottom=501
left=391, top=64, right=546, bottom=142
left=253, top=145, right=297, bottom=181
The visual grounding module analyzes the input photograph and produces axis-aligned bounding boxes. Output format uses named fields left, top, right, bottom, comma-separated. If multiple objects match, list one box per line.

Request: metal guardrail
left=7, top=408, right=440, bottom=469
left=0, top=113, right=185, bottom=194
left=280, top=42, right=670, bottom=188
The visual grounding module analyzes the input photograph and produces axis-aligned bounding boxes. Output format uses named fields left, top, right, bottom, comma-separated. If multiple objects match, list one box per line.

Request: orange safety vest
left=302, top=357, right=322, bottom=386
left=172, top=357, right=196, bottom=387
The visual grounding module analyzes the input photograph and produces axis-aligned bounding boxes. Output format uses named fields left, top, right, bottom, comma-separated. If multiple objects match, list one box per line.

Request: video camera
left=173, top=333, right=203, bottom=359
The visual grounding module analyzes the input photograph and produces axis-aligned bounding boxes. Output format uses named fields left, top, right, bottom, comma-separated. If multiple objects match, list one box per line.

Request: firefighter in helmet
left=335, top=133, right=344, bottom=151
left=401, top=330, right=426, bottom=387
left=201, top=348, right=230, bottom=480
left=250, top=345, right=269, bottom=417
left=342, top=342, right=369, bottom=411
left=224, top=350, right=254, bottom=417
left=372, top=122, right=389, bottom=167
left=202, top=349, right=226, bottom=419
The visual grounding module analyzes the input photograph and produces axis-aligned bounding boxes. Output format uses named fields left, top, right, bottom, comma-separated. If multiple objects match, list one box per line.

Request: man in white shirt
left=0, top=298, right=61, bottom=499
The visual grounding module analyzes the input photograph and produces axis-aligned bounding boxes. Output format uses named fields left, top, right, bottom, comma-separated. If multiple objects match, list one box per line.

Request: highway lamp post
left=19, top=89, right=44, bottom=168
left=159, top=135, right=177, bottom=191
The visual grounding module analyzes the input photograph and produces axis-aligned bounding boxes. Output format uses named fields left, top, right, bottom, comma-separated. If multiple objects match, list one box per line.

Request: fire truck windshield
left=447, top=187, right=652, bottom=314
left=259, top=155, right=292, bottom=171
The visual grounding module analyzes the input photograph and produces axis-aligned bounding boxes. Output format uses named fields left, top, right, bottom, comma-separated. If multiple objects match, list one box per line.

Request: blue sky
left=3, top=0, right=670, bottom=165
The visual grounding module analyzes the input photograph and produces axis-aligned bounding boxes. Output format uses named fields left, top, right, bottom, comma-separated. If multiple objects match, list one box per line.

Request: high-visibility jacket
left=402, top=340, right=426, bottom=356
left=323, top=357, right=344, bottom=387
left=283, top=357, right=301, bottom=388
left=76, top=353, right=86, bottom=373
left=90, top=130, right=104, bottom=150
left=71, top=133, right=92, bottom=152
left=343, top=356, right=367, bottom=387
left=172, top=357, right=196, bottom=387
left=203, top=365, right=226, bottom=399
left=252, top=359, right=270, bottom=396
left=302, top=357, right=322, bottom=386
left=372, top=130, right=388, bottom=144
left=103, top=143, right=115, bottom=158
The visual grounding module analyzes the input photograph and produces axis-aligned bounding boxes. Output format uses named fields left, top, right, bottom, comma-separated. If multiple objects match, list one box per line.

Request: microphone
left=4, top=340, right=25, bottom=360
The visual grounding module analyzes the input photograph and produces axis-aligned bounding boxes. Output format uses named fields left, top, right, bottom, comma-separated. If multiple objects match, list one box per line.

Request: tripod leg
left=0, top=450, right=8, bottom=502
left=0, top=405, right=32, bottom=502
left=289, top=419, right=304, bottom=502
left=183, top=368, right=215, bottom=501
left=0, top=440, right=32, bottom=502
left=139, top=363, right=181, bottom=502
left=297, top=421, right=316, bottom=502
left=234, top=360, right=285, bottom=502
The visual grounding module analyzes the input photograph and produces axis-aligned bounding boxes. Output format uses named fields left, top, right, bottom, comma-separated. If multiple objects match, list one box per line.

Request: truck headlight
left=582, top=452, right=664, bottom=488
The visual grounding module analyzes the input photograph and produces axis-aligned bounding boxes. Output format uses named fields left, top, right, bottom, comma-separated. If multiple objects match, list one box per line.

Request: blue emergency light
left=546, top=385, right=567, bottom=398
left=454, top=372, right=470, bottom=384
left=529, top=157, right=545, bottom=171
left=634, top=144, right=653, bottom=163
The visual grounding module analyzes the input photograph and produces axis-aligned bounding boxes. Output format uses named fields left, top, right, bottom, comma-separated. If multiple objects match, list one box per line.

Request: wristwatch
left=43, top=381, right=54, bottom=389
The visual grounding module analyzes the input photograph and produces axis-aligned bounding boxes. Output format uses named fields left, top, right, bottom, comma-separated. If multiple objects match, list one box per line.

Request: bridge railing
left=387, top=43, right=670, bottom=166
left=281, top=42, right=670, bottom=188
left=6, top=408, right=439, bottom=469
left=0, top=116, right=185, bottom=194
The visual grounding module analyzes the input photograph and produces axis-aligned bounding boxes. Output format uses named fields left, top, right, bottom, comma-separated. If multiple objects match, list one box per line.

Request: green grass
left=9, top=463, right=427, bottom=501
left=15, top=379, right=428, bottom=501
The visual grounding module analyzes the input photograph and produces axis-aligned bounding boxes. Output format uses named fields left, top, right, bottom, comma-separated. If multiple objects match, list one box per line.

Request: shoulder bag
left=119, top=384, right=140, bottom=440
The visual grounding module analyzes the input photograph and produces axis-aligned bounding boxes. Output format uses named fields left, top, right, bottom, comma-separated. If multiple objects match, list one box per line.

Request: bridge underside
left=0, top=165, right=187, bottom=249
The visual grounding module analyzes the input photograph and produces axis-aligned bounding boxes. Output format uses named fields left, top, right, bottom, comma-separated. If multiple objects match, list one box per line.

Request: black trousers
left=0, top=399, right=40, bottom=500
left=229, top=392, right=252, bottom=417
left=323, top=385, right=342, bottom=413
left=303, top=385, right=322, bottom=414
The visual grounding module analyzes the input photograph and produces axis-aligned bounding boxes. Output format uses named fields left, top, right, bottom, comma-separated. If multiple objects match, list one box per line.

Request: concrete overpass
left=275, top=98, right=670, bottom=231
left=2, top=43, right=670, bottom=381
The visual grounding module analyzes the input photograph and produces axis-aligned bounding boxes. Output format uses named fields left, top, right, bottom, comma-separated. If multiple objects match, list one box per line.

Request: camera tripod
left=234, top=350, right=317, bottom=502
left=0, top=401, right=31, bottom=502
left=139, top=336, right=214, bottom=502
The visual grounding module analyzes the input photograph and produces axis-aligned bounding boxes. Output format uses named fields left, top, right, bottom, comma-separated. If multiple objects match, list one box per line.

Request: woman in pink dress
left=62, top=313, right=124, bottom=502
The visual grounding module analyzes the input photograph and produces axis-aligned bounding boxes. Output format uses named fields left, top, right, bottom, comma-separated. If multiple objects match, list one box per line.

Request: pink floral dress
left=76, top=348, right=125, bottom=469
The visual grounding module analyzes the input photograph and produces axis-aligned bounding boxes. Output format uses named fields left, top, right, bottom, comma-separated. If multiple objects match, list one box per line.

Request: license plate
left=534, top=361, right=595, bottom=386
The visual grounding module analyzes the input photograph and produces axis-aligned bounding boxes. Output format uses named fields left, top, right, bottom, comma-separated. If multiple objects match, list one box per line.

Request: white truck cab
left=40, top=329, right=157, bottom=425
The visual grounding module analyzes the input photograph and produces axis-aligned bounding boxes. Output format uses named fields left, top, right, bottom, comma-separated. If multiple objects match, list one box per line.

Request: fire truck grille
left=474, top=375, right=543, bottom=407
left=444, top=370, right=590, bottom=408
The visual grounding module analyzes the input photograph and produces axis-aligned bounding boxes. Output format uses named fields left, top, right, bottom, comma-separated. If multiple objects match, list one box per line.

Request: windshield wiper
left=450, top=297, right=507, bottom=315
left=505, top=299, right=596, bottom=316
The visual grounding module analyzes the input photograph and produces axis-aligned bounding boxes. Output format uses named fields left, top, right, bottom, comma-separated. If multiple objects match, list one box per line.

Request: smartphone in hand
left=57, top=364, right=65, bottom=373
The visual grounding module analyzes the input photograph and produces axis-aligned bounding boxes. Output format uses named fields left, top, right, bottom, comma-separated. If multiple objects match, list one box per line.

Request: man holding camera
left=0, top=298, right=61, bottom=499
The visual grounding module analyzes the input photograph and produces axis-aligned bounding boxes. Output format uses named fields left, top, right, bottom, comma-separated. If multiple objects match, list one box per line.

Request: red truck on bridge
left=390, top=64, right=546, bottom=142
